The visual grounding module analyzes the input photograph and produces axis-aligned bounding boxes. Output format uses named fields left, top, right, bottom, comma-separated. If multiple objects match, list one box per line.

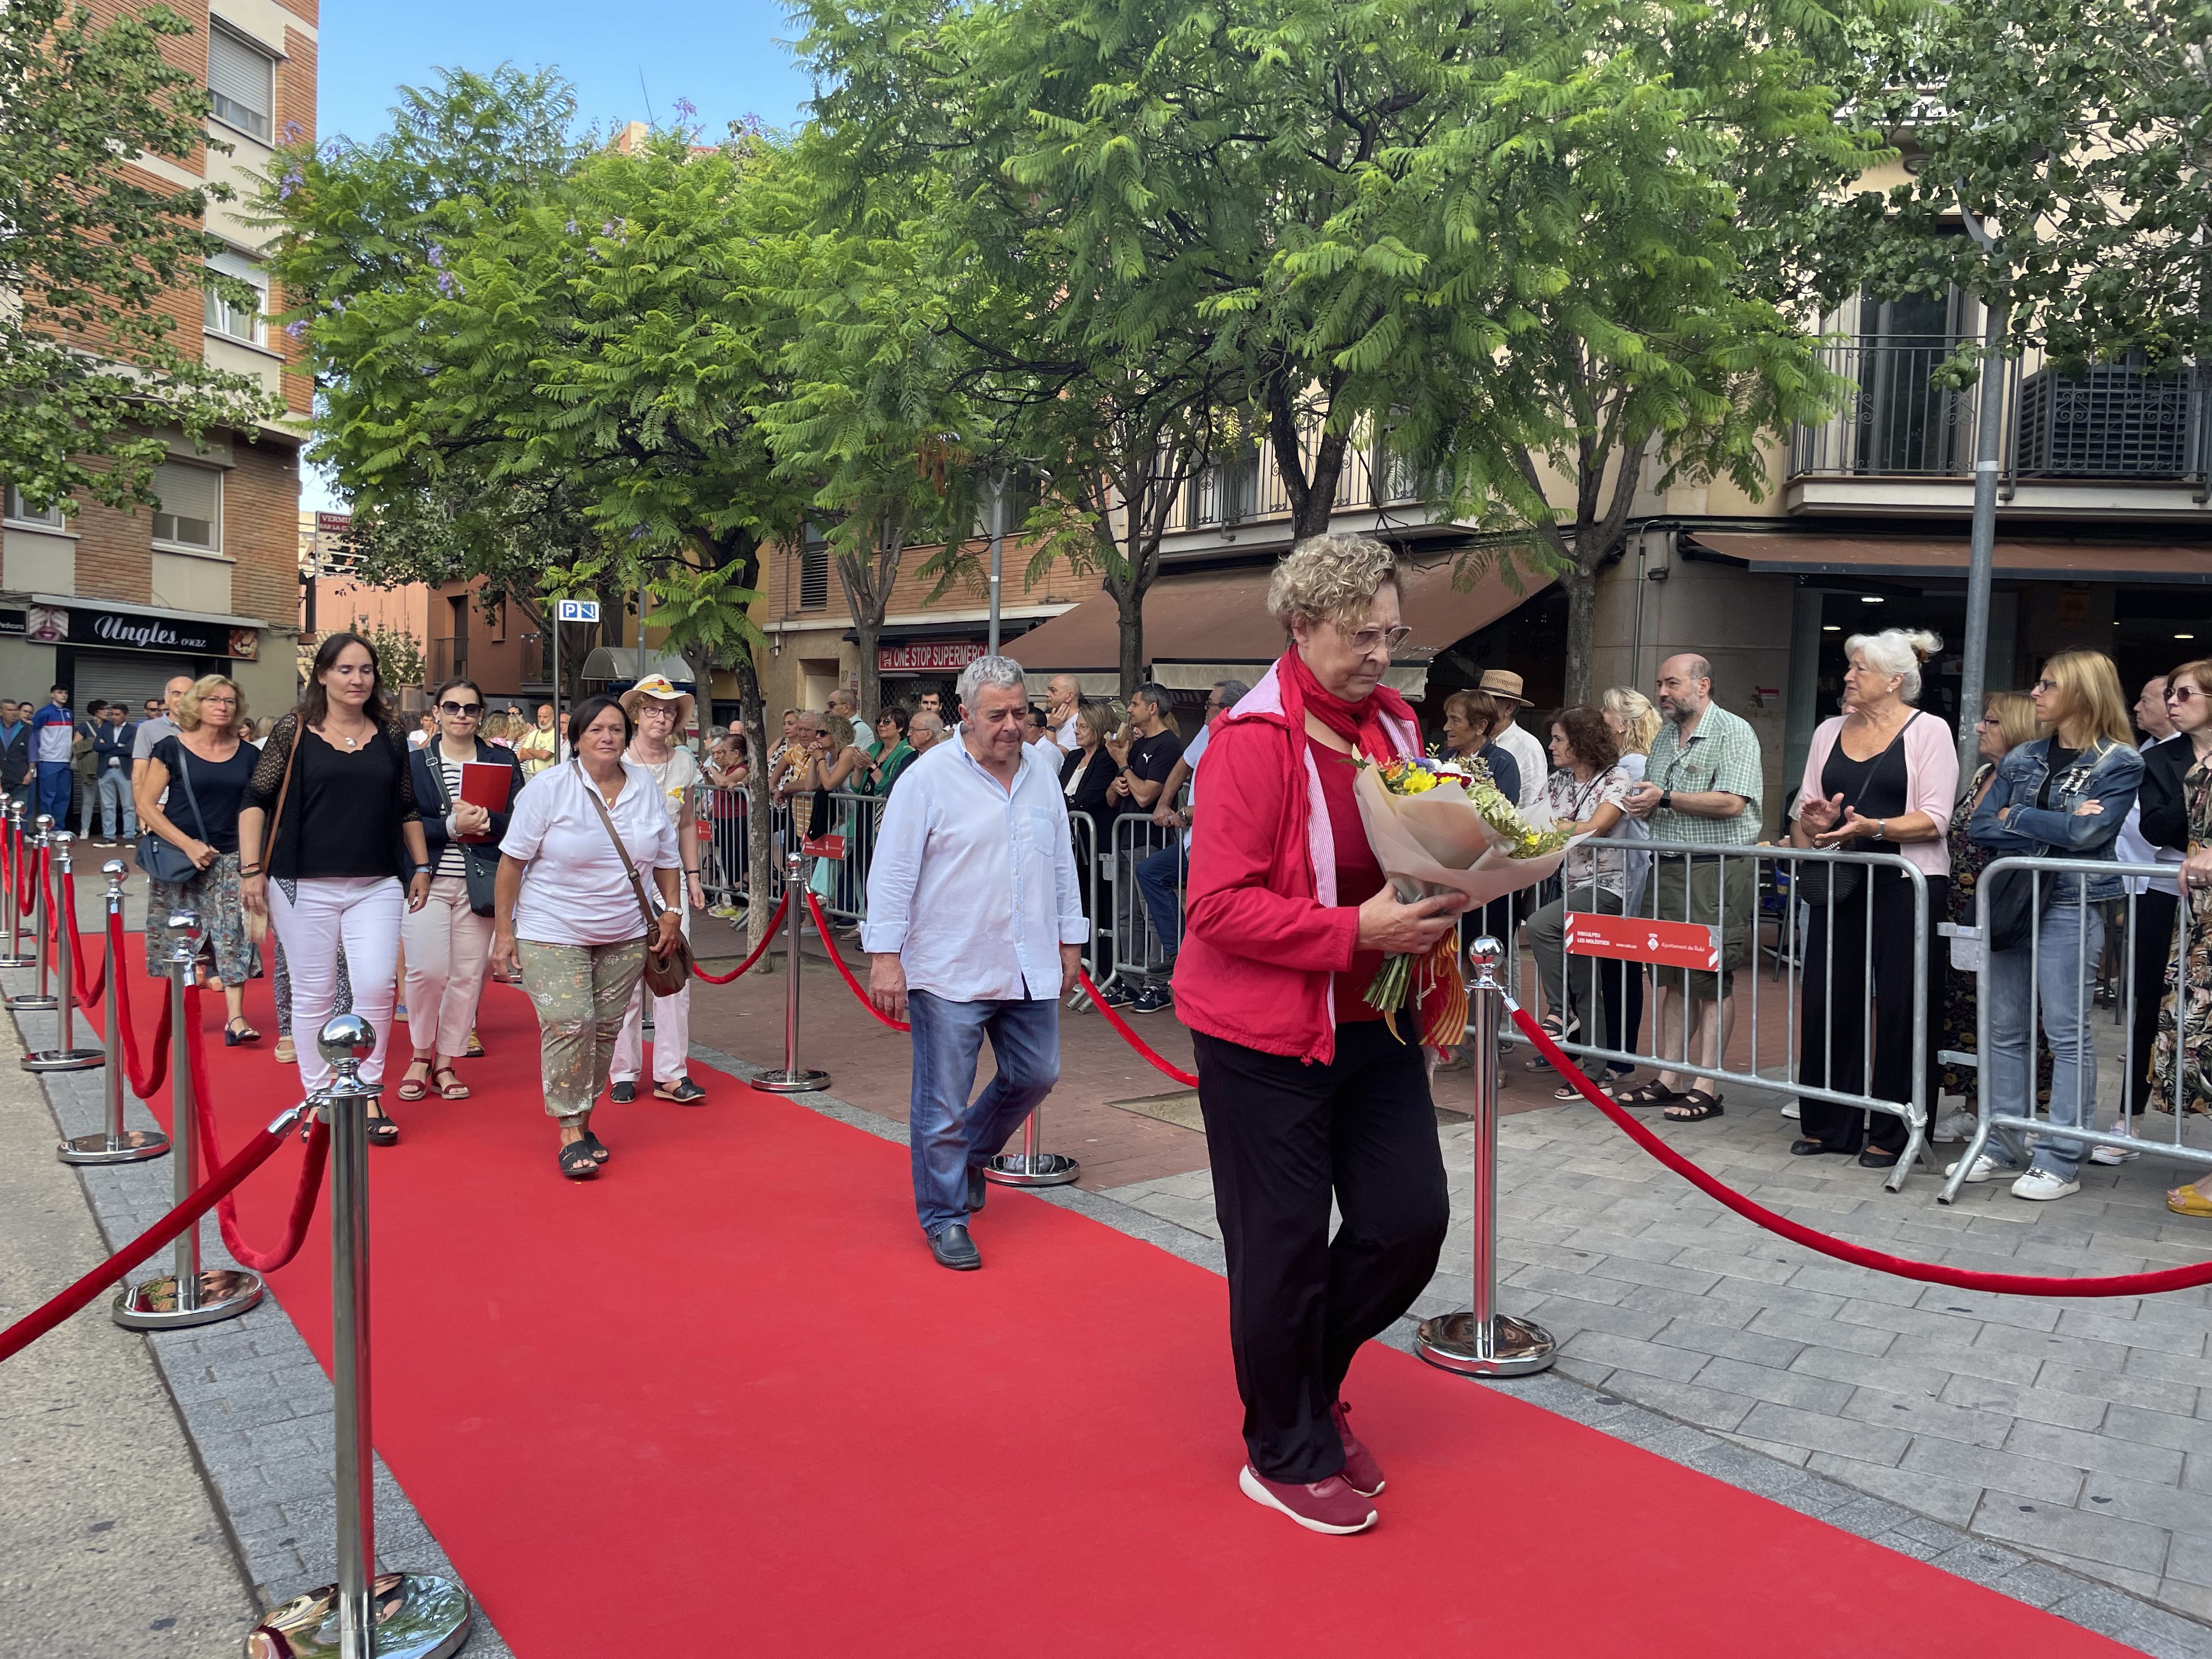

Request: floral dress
left=1939, top=763, right=2052, bottom=1104
left=2153, top=760, right=2212, bottom=1115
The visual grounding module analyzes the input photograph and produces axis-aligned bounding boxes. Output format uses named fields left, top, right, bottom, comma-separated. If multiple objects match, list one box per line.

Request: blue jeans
left=905, top=989, right=1062, bottom=1237
left=35, top=761, right=69, bottom=825
left=1135, top=843, right=1184, bottom=963
left=1986, top=899, right=2102, bottom=1181
left=98, top=768, right=136, bottom=839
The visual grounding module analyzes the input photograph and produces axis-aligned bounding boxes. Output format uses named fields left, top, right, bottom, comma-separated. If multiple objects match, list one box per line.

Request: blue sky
left=318, top=0, right=817, bottom=149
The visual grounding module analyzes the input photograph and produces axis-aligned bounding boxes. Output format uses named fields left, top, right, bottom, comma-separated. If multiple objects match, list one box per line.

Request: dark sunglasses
left=2169, top=686, right=2203, bottom=704
left=438, top=699, right=483, bottom=716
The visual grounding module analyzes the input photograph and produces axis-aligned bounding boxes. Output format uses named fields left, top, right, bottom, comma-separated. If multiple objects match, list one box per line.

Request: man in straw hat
left=1475, top=669, right=1546, bottom=811
left=610, top=674, right=709, bottom=1104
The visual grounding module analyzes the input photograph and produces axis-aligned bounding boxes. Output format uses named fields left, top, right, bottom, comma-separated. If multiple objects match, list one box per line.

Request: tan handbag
left=577, top=761, right=692, bottom=997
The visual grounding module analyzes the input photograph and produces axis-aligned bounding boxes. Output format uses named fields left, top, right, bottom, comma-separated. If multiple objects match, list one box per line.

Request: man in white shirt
left=864, top=656, right=1087, bottom=1271
left=1046, top=674, right=1081, bottom=751
left=1478, top=669, right=1547, bottom=810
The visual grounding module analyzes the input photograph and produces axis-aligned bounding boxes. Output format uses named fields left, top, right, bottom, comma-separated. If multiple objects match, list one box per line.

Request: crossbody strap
left=261, top=718, right=302, bottom=868
left=171, top=744, right=210, bottom=844
left=575, top=760, right=661, bottom=933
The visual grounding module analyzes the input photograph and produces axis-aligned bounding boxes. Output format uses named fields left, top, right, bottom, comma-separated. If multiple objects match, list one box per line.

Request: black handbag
left=137, top=745, right=211, bottom=885
left=1985, top=860, right=2050, bottom=952
left=419, top=743, right=509, bottom=917
left=1795, top=713, right=1922, bottom=906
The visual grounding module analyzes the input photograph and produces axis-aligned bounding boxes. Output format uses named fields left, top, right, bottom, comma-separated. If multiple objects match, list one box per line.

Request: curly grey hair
left=1266, top=533, right=1413, bottom=634
left=956, top=653, right=1028, bottom=710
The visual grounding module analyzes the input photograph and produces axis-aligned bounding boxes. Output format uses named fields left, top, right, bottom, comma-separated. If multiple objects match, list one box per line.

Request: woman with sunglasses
left=398, top=679, right=524, bottom=1102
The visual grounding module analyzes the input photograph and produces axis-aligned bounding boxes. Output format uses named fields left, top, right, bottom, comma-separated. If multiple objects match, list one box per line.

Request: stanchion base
left=112, top=1269, right=264, bottom=1329
left=751, top=1068, right=831, bottom=1094
left=22, top=1046, right=104, bottom=1073
left=247, top=1571, right=472, bottom=1659
left=984, top=1151, right=1081, bottom=1188
left=1414, top=1311, right=1558, bottom=1378
left=5, top=992, right=57, bottom=1011
left=0, top=952, right=36, bottom=969
left=58, top=1128, right=169, bottom=1165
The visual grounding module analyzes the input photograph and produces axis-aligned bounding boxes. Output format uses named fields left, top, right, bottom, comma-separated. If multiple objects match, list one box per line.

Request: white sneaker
left=2011, top=1168, right=2080, bottom=1201
left=2089, top=1143, right=2140, bottom=1165
left=1780, top=1101, right=1801, bottom=1120
left=1946, top=1153, right=2018, bottom=1184
left=1933, top=1110, right=1978, bottom=1143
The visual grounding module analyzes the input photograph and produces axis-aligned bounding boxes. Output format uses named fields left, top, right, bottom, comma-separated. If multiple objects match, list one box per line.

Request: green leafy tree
left=1, top=0, right=279, bottom=514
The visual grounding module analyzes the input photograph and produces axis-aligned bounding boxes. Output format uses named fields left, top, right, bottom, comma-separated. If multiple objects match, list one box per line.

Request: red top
left=1315, top=748, right=1386, bottom=1022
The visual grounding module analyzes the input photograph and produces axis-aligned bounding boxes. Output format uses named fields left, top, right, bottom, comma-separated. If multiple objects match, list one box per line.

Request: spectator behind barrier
left=1959, top=650, right=2143, bottom=1204
left=1523, top=707, right=1635, bottom=1097
left=2155, top=660, right=2212, bottom=1218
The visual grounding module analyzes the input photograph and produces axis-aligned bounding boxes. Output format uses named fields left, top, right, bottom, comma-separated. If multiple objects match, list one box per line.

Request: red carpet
left=151, top=963, right=2130, bottom=1658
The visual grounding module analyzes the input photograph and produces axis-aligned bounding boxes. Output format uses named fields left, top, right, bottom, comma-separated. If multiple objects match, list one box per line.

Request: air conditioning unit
left=2014, top=364, right=2190, bottom=479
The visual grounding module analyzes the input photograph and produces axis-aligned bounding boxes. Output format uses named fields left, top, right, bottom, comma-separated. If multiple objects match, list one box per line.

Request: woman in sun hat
left=607, top=674, right=708, bottom=1105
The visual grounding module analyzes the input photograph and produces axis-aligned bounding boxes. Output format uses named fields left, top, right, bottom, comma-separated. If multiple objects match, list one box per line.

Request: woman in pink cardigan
left=1790, top=630, right=1960, bottom=1166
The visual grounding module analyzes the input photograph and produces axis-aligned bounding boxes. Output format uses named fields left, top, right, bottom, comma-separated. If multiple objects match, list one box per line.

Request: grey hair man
left=863, top=654, right=1087, bottom=1271
left=827, top=685, right=868, bottom=751
left=906, top=710, right=945, bottom=754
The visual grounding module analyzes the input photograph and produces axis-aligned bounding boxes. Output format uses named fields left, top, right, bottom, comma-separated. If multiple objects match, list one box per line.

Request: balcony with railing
left=1159, top=421, right=1445, bottom=544
left=1787, top=337, right=2210, bottom=515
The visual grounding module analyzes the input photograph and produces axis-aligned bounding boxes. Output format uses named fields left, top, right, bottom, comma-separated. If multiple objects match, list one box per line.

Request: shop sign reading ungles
left=63, top=605, right=254, bottom=659
left=878, top=639, right=984, bottom=674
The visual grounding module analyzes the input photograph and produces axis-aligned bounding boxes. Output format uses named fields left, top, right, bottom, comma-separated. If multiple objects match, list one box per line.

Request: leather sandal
left=365, top=1115, right=399, bottom=1147
left=395, top=1058, right=431, bottom=1102
left=2168, top=1187, right=2212, bottom=1218
left=430, top=1063, right=471, bottom=1101
left=1609, top=1080, right=1683, bottom=1108
left=558, top=1140, right=599, bottom=1180
left=1662, top=1090, right=1725, bottom=1123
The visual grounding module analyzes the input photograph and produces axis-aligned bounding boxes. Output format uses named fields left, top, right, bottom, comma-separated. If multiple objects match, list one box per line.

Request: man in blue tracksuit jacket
left=31, top=686, right=75, bottom=825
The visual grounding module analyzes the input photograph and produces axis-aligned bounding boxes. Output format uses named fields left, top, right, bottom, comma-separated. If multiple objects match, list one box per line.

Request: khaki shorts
left=1643, top=853, right=1755, bottom=1001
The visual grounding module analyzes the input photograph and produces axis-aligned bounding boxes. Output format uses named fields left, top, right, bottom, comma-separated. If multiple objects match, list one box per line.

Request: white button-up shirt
left=861, top=735, right=1088, bottom=1002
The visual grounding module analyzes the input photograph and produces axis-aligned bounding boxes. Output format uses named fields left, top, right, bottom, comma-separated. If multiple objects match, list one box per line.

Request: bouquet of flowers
left=1352, top=753, right=1578, bottom=1045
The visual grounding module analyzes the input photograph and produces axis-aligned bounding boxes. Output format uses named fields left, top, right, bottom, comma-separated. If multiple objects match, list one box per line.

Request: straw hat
left=619, top=673, right=695, bottom=730
left=1476, top=669, right=1530, bottom=706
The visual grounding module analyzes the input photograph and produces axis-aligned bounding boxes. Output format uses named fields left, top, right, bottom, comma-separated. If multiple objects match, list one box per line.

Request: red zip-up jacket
left=1172, top=662, right=1417, bottom=1065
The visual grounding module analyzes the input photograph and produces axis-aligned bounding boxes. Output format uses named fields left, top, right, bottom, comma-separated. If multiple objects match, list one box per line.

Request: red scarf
left=1277, top=647, right=1415, bottom=766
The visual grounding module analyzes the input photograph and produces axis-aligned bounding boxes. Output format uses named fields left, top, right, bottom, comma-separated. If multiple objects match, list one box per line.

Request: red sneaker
left=1239, top=1466, right=1378, bottom=1534
left=1330, top=1400, right=1385, bottom=1497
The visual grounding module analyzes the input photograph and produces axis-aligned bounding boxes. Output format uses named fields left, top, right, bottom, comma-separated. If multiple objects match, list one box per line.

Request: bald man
left=1046, top=674, right=1082, bottom=751
left=131, top=673, right=197, bottom=764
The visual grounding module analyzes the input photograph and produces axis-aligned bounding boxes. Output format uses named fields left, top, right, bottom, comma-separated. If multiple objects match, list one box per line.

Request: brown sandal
left=430, top=1063, right=471, bottom=1101
left=395, top=1057, right=431, bottom=1101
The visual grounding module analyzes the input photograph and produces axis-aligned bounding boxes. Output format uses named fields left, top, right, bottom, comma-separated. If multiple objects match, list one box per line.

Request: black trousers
left=2128, top=888, right=2179, bottom=1117
left=1799, top=867, right=1946, bottom=1154
left=1190, top=1022, right=1450, bottom=1483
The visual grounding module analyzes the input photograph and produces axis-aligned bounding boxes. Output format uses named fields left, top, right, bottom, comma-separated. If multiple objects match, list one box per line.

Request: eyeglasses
left=438, top=700, right=482, bottom=716
left=1975, top=714, right=2001, bottom=727
left=2170, top=686, right=2203, bottom=704
left=2032, top=678, right=2059, bottom=693
left=1345, top=624, right=1413, bottom=654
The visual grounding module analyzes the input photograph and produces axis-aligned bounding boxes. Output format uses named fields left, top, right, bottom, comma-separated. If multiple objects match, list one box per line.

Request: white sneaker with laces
left=1945, top=1153, right=2017, bottom=1184
left=2011, top=1168, right=2080, bottom=1201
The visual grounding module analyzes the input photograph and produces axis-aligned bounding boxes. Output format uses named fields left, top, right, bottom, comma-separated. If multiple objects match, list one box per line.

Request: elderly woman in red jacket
left=1175, top=533, right=1466, bottom=1537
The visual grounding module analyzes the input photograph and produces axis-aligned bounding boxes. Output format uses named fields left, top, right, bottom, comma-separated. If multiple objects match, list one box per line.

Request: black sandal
left=1663, top=1091, right=1725, bottom=1123
left=584, top=1131, right=610, bottom=1165
left=365, top=1114, right=399, bottom=1147
left=558, top=1140, right=600, bottom=1180
left=1610, top=1081, right=1682, bottom=1108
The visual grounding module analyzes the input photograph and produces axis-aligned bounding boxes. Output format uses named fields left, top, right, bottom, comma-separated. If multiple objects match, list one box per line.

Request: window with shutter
left=203, top=250, right=267, bottom=345
left=3, top=487, right=63, bottom=529
left=152, top=462, right=221, bottom=552
left=799, top=522, right=829, bottom=610
left=207, top=29, right=274, bottom=142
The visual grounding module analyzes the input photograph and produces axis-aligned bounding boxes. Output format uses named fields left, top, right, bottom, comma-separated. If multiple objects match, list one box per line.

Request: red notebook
left=458, top=761, right=512, bottom=840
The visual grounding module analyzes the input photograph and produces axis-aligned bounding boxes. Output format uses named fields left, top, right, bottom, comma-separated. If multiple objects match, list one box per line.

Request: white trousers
left=268, top=876, right=403, bottom=1096
left=400, top=874, right=493, bottom=1060
left=612, top=900, right=690, bottom=1085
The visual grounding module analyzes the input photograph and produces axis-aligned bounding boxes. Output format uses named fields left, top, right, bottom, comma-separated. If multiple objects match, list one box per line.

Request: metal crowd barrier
left=1069, top=815, right=1104, bottom=985
left=1942, top=854, right=2212, bottom=1204
left=1511, top=834, right=1934, bottom=1192
left=1106, top=815, right=1187, bottom=992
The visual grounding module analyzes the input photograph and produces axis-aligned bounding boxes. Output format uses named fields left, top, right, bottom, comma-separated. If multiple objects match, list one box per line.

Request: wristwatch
left=1874, top=820, right=1887, bottom=840
left=1659, top=789, right=1674, bottom=811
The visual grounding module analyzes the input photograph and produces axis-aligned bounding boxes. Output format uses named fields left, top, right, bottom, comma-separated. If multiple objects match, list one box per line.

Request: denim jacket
left=1967, top=736, right=2145, bottom=904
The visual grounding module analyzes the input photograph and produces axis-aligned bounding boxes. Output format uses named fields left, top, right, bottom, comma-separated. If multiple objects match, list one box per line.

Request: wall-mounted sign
left=878, top=639, right=984, bottom=674
left=43, top=605, right=256, bottom=659
left=557, top=598, right=601, bottom=623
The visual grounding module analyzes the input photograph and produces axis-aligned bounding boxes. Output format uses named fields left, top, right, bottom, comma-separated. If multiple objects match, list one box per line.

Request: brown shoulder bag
left=577, top=760, right=693, bottom=997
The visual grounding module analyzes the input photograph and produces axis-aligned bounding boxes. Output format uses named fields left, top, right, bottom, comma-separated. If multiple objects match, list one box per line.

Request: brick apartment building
left=0, top=0, right=315, bottom=722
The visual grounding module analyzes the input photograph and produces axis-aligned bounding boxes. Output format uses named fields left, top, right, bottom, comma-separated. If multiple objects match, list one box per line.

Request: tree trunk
left=855, top=614, right=883, bottom=721
left=1116, top=584, right=1144, bottom=698
left=732, top=646, right=777, bottom=960
left=1562, top=566, right=1599, bottom=707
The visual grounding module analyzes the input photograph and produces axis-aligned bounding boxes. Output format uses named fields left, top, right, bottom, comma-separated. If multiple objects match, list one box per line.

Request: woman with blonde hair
left=133, top=674, right=261, bottom=1043
left=1601, top=686, right=1661, bottom=760
left=1957, top=651, right=2143, bottom=1203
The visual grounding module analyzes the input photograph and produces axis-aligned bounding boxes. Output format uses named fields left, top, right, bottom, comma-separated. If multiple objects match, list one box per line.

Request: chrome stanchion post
left=0, top=799, right=32, bottom=970
left=24, top=832, right=104, bottom=1070
left=1417, top=935, right=1556, bottom=1378
left=7, top=815, right=57, bottom=1011
left=114, top=912, right=263, bottom=1328
left=250, top=1017, right=472, bottom=1659
left=751, top=851, right=830, bottom=1094
left=60, top=860, right=166, bottom=1163
left=983, top=1098, right=1081, bottom=1188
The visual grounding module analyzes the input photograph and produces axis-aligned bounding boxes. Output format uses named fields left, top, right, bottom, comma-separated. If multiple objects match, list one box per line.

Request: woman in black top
left=133, top=674, right=260, bottom=1043
left=239, top=632, right=430, bottom=1144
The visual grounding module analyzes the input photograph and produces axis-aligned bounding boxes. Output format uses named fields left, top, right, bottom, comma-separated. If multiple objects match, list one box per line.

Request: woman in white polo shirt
left=490, top=696, right=682, bottom=1180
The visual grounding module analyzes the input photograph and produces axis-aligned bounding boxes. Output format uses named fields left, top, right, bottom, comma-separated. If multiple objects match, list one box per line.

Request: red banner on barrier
left=802, top=834, right=847, bottom=861
left=1565, top=912, right=1718, bottom=970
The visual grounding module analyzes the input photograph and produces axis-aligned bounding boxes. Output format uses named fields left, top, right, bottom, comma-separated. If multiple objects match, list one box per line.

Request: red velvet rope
left=59, top=873, right=105, bottom=1008
left=0, top=1108, right=294, bottom=1363
left=1510, top=1002, right=2212, bottom=1299
left=1076, top=970, right=1201, bottom=1087
left=184, top=986, right=326, bottom=1272
left=16, top=840, right=39, bottom=917
left=691, top=891, right=788, bottom=984
left=109, top=912, right=172, bottom=1101
left=805, top=891, right=910, bottom=1030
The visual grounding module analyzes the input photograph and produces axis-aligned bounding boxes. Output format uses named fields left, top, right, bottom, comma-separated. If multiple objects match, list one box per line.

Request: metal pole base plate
left=0, top=952, right=36, bottom=969
left=247, top=1571, right=472, bottom=1659
left=984, top=1151, right=1081, bottom=1188
left=5, top=992, right=57, bottom=1011
left=22, top=1046, right=104, bottom=1073
left=1414, top=1311, right=1558, bottom=1378
left=112, top=1269, right=264, bottom=1329
left=59, top=1128, right=169, bottom=1165
left=750, top=1068, right=831, bottom=1094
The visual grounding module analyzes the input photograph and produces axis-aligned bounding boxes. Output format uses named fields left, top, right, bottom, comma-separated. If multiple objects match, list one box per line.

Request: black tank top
left=1820, top=713, right=1915, bottom=820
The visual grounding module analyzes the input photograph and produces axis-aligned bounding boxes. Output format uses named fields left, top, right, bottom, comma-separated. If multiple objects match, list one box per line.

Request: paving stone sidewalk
left=1106, top=1063, right=2212, bottom=1639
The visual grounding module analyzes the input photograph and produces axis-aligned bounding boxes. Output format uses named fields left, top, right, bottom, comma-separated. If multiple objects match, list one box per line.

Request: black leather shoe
left=967, top=1165, right=988, bottom=1213
left=1858, top=1147, right=1901, bottom=1169
left=930, top=1224, right=982, bottom=1271
left=610, top=1080, right=636, bottom=1104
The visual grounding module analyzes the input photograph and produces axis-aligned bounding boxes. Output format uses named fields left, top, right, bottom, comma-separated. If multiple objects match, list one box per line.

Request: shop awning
left=1684, top=534, right=2212, bottom=584
left=1005, top=557, right=1547, bottom=695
